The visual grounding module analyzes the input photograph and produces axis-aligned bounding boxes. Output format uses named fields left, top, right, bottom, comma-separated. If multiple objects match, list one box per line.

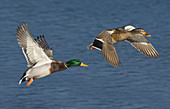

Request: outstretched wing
left=97, top=30, right=120, bottom=66
left=101, top=43, right=120, bottom=67
left=126, top=36, right=159, bottom=58
left=16, top=22, right=52, bottom=67
left=35, top=35, right=54, bottom=60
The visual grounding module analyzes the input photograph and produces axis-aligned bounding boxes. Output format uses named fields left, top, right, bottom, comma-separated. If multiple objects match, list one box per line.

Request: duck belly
left=28, top=64, right=51, bottom=79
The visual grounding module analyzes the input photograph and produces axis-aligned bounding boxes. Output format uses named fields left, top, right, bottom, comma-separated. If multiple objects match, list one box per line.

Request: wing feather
left=35, top=35, right=54, bottom=60
left=16, top=22, right=52, bottom=67
left=101, top=43, right=120, bottom=67
left=126, top=36, right=159, bottom=58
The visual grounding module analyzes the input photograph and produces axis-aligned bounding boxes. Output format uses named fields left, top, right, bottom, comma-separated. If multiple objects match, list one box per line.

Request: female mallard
left=88, top=25, right=159, bottom=67
left=17, top=22, right=88, bottom=86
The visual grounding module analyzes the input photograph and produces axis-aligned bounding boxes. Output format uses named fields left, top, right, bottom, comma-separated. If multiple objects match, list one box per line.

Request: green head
left=65, top=59, right=88, bottom=68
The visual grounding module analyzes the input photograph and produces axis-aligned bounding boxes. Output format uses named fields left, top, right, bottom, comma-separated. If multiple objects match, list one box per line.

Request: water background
left=0, top=0, right=170, bottom=109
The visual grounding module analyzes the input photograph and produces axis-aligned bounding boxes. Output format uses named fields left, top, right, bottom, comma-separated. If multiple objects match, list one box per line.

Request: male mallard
left=88, top=25, right=159, bottom=67
left=17, top=22, right=88, bottom=86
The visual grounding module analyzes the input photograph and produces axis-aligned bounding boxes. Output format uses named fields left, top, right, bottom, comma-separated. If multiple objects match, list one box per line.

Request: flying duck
left=17, top=22, right=88, bottom=86
left=88, top=25, right=159, bottom=67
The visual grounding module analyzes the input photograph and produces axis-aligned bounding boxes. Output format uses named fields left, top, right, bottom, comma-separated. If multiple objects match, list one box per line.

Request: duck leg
left=27, top=78, right=35, bottom=86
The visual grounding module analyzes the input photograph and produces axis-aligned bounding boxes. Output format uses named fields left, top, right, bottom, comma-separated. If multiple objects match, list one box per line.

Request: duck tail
left=19, top=76, right=27, bottom=84
left=19, top=70, right=29, bottom=84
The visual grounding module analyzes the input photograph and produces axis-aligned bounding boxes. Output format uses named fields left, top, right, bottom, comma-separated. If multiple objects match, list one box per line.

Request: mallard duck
left=17, top=22, right=88, bottom=86
left=88, top=25, right=159, bottom=67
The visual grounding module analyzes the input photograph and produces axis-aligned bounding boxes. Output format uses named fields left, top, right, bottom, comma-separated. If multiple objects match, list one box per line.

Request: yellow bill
left=80, top=63, right=88, bottom=67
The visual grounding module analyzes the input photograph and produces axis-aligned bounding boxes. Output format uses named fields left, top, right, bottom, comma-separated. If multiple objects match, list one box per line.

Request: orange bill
left=143, top=32, right=151, bottom=37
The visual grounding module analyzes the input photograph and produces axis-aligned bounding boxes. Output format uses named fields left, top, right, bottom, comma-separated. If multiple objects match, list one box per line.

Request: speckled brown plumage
left=88, top=26, right=159, bottom=67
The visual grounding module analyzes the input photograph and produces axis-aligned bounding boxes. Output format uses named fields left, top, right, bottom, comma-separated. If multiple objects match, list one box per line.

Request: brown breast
left=50, top=61, right=67, bottom=73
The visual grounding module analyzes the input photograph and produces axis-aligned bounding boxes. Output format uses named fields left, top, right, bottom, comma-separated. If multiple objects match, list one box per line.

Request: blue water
left=0, top=0, right=170, bottom=109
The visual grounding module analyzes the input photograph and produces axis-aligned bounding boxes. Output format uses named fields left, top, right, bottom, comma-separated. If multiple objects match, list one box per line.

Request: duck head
left=65, top=59, right=88, bottom=67
left=131, top=28, right=151, bottom=37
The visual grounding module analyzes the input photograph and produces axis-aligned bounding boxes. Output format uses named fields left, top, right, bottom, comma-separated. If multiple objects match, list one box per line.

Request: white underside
left=28, top=63, right=51, bottom=79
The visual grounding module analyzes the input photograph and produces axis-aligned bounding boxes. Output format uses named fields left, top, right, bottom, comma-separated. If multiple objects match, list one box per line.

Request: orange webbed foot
left=27, top=78, right=35, bottom=86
